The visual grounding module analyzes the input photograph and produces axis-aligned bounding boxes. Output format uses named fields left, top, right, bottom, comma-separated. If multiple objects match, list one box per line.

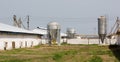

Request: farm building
left=32, top=28, right=67, bottom=44
left=0, top=22, right=43, bottom=50
left=0, top=22, right=68, bottom=50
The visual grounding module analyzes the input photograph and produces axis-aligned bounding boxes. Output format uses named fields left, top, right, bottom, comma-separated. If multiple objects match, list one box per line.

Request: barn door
left=20, top=42, right=23, bottom=48
left=12, top=42, right=15, bottom=49
left=25, top=41, right=27, bottom=47
left=4, top=42, right=8, bottom=50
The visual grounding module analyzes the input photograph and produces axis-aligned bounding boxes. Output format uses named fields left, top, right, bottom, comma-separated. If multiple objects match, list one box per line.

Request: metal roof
left=0, top=22, right=41, bottom=35
left=32, top=28, right=67, bottom=36
left=0, top=22, right=67, bottom=36
left=32, top=29, right=47, bottom=35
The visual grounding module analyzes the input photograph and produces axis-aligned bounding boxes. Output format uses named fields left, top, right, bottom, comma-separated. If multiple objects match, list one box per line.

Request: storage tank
left=98, top=16, right=107, bottom=43
left=67, top=28, right=76, bottom=39
left=47, top=22, right=60, bottom=46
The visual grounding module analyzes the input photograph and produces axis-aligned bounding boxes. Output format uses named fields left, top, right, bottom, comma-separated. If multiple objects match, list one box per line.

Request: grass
left=0, top=44, right=120, bottom=62
left=87, top=55, right=103, bottom=62
left=52, top=50, right=77, bottom=61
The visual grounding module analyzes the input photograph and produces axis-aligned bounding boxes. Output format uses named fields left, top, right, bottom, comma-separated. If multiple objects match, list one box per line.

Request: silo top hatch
left=98, top=16, right=106, bottom=20
left=47, top=21, right=60, bottom=29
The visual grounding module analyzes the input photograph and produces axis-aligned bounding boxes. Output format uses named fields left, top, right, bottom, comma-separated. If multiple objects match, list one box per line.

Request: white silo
left=98, top=16, right=107, bottom=43
left=67, top=28, right=76, bottom=39
left=47, top=22, right=61, bottom=46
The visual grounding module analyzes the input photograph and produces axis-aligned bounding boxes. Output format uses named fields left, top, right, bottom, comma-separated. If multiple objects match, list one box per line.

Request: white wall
left=67, top=38, right=117, bottom=45
left=39, top=38, right=117, bottom=45
left=0, top=33, right=41, bottom=50
left=41, top=39, right=48, bottom=44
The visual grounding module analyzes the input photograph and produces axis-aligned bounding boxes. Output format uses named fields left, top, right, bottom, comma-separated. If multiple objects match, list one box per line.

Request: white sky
left=0, top=0, right=120, bottom=34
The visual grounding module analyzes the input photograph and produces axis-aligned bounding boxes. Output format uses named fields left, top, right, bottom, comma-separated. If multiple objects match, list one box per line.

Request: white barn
left=0, top=22, right=43, bottom=50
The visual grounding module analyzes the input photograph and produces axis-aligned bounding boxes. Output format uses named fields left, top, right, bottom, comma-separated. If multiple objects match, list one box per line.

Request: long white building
left=0, top=22, right=43, bottom=50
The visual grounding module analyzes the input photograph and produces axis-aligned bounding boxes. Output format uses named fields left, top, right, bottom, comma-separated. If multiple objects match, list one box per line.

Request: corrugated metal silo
left=47, top=22, right=61, bottom=46
left=98, top=16, right=107, bottom=43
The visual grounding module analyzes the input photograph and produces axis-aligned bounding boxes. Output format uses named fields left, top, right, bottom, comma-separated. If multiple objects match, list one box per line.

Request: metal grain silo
left=98, top=16, right=107, bottom=43
left=47, top=22, right=60, bottom=46
left=67, top=28, right=76, bottom=39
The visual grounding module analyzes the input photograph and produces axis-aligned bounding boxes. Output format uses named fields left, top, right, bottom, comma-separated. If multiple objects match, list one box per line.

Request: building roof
left=0, top=22, right=41, bottom=35
left=32, top=29, right=47, bottom=35
left=0, top=22, right=67, bottom=36
left=32, top=28, right=67, bottom=36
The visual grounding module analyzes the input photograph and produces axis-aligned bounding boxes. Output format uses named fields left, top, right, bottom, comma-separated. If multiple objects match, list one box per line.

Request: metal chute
left=108, top=17, right=120, bottom=38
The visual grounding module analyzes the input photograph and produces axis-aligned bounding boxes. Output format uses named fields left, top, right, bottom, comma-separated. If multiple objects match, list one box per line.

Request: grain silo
left=98, top=16, right=107, bottom=43
left=67, top=28, right=76, bottom=39
left=47, top=22, right=61, bottom=46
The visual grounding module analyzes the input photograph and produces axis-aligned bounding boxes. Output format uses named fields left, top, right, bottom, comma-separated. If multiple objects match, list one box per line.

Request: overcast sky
left=0, top=0, right=120, bottom=34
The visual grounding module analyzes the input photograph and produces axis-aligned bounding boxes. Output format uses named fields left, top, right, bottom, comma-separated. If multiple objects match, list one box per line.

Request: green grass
left=0, top=44, right=119, bottom=62
left=87, top=55, right=103, bottom=62
left=52, top=50, right=77, bottom=61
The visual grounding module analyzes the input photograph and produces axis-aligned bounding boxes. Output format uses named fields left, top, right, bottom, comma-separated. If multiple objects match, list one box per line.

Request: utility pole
left=27, top=15, right=30, bottom=30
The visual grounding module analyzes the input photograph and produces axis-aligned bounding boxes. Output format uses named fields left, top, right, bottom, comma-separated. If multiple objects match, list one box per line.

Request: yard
left=0, top=44, right=120, bottom=62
